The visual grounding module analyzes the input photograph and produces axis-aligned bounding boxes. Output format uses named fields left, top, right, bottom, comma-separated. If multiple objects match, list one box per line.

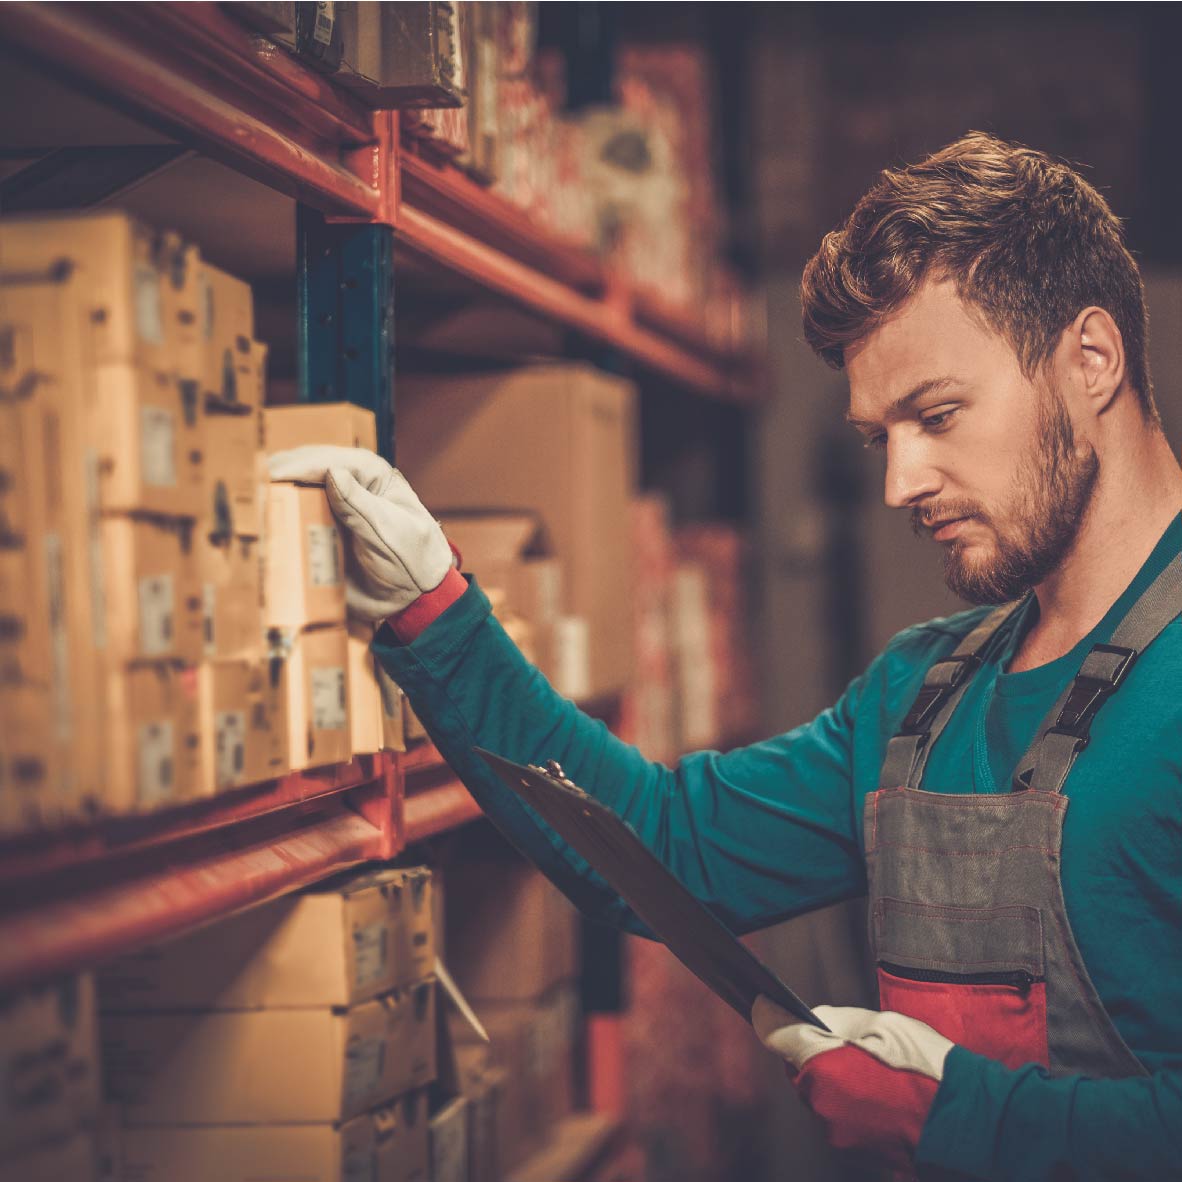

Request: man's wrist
left=384, top=565, right=468, bottom=643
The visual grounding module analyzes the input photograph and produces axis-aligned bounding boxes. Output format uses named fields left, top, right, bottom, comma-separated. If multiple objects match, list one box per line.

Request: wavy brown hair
left=801, top=131, right=1156, bottom=420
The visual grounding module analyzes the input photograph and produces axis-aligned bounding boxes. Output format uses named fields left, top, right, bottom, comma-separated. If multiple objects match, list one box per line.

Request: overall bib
left=867, top=556, right=1181, bottom=1116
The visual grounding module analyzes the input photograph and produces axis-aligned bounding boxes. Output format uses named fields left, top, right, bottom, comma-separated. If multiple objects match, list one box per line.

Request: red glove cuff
left=385, top=566, right=467, bottom=643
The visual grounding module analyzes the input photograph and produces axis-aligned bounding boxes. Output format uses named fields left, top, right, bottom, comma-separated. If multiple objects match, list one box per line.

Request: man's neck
left=1010, top=429, right=1182, bottom=673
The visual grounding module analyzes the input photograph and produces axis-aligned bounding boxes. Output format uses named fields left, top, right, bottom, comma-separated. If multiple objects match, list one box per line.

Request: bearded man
left=271, top=132, right=1182, bottom=1180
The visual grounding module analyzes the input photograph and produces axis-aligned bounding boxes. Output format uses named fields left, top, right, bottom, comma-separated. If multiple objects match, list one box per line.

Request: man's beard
left=913, top=389, right=1100, bottom=605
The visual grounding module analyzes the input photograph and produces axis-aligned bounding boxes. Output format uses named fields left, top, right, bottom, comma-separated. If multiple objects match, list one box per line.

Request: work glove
left=752, top=997, right=953, bottom=1170
left=266, top=445, right=454, bottom=623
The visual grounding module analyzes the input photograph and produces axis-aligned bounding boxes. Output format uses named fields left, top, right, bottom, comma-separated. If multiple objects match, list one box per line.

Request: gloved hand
left=267, top=446, right=454, bottom=622
left=752, top=997, right=954, bottom=1170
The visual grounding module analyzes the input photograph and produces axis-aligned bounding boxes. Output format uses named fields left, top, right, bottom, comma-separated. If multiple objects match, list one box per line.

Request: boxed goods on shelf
left=0, top=683, right=55, bottom=834
left=397, top=365, right=637, bottom=702
left=195, top=657, right=288, bottom=793
left=197, top=531, right=264, bottom=660
left=263, top=400, right=378, bottom=454
left=201, top=403, right=266, bottom=539
left=102, top=976, right=437, bottom=1124
left=268, top=623, right=351, bottom=771
left=264, top=483, right=346, bottom=631
left=0, top=974, right=99, bottom=1159
left=193, top=261, right=258, bottom=410
left=348, top=619, right=385, bottom=756
left=113, top=1090, right=429, bottom=1182
left=99, top=867, right=435, bottom=1010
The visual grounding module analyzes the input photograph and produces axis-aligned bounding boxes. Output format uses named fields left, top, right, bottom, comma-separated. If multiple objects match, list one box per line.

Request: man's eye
left=862, top=433, right=887, bottom=451
left=920, top=408, right=958, bottom=432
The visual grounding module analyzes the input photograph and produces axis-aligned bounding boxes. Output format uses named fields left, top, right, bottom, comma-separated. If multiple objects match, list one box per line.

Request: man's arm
left=376, top=575, right=869, bottom=936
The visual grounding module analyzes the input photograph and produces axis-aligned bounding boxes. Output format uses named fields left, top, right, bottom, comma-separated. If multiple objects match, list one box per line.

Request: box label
left=215, top=709, right=246, bottom=789
left=137, top=720, right=174, bottom=807
left=312, top=0, right=335, bottom=44
left=352, top=921, right=388, bottom=989
left=137, top=574, right=174, bottom=657
left=343, top=1034, right=385, bottom=1107
left=134, top=263, right=164, bottom=347
left=139, top=405, right=177, bottom=488
left=306, top=523, right=342, bottom=587
left=311, top=666, right=346, bottom=731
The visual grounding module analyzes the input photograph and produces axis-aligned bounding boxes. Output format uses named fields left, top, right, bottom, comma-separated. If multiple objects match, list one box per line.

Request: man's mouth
left=926, top=516, right=971, bottom=542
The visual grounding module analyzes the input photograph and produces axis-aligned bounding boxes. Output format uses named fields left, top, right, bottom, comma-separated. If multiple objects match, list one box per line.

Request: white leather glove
left=267, top=445, right=454, bottom=622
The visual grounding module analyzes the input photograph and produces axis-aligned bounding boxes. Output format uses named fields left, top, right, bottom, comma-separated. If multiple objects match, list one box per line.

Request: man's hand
left=267, top=446, right=454, bottom=623
left=752, top=997, right=954, bottom=1169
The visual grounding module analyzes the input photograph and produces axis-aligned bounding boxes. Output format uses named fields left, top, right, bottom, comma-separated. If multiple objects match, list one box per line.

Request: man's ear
left=1068, top=305, right=1125, bottom=415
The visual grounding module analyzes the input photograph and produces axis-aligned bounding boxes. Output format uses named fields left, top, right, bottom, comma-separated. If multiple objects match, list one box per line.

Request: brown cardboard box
left=115, top=1090, right=429, bottom=1182
left=439, top=512, right=563, bottom=686
left=202, top=407, right=264, bottom=538
left=397, top=366, right=636, bottom=700
left=197, top=261, right=256, bottom=409
left=0, top=682, right=56, bottom=834
left=379, top=664, right=407, bottom=752
left=445, top=858, right=579, bottom=1002
left=348, top=619, right=384, bottom=755
left=91, top=363, right=203, bottom=519
left=270, top=624, right=351, bottom=771
left=196, top=657, right=287, bottom=794
left=102, top=978, right=437, bottom=1125
left=0, top=1132, right=97, bottom=1182
left=99, top=867, right=434, bottom=1010
left=100, top=516, right=203, bottom=666
left=196, top=531, right=264, bottom=660
left=265, top=484, right=347, bottom=630
left=0, top=212, right=191, bottom=372
left=105, top=662, right=201, bottom=814
left=0, top=974, right=99, bottom=1158
left=264, top=401, right=378, bottom=454
left=430, top=1096, right=469, bottom=1182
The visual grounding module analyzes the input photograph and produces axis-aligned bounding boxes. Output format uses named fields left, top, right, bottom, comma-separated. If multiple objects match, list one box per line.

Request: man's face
left=844, top=279, right=1099, bottom=604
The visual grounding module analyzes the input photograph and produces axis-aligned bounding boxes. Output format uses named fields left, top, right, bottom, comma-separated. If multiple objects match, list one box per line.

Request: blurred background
left=2, top=4, right=1181, bottom=1181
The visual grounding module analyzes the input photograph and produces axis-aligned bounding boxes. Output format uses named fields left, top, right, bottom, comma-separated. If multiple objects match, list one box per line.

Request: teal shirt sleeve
left=919, top=1047, right=1182, bottom=1180
left=373, top=578, right=868, bottom=936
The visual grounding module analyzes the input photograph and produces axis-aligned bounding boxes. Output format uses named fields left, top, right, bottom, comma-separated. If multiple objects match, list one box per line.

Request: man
left=270, top=133, right=1182, bottom=1180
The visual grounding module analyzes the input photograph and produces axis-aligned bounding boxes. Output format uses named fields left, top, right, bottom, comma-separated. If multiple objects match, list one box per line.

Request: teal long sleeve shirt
left=374, top=514, right=1182, bottom=1181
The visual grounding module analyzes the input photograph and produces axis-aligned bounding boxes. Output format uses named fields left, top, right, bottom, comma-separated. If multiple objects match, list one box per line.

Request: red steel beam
left=0, top=2, right=381, bottom=218
left=0, top=805, right=382, bottom=990
left=403, top=779, right=483, bottom=846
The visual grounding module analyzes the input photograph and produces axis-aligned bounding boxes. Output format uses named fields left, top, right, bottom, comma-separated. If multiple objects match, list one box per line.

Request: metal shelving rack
left=0, top=1, right=759, bottom=994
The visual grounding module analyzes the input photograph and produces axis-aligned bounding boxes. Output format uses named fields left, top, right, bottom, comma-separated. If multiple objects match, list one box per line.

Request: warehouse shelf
left=0, top=2, right=758, bottom=401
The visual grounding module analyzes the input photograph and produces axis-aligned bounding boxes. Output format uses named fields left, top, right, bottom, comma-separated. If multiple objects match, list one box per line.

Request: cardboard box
left=270, top=624, right=351, bottom=771
left=439, top=512, right=563, bottom=685
left=397, top=366, right=636, bottom=700
left=197, top=261, right=256, bottom=408
left=223, top=1, right=297, bottom=36
left=265, top=484, right=347, bottom=630
left=100, top=516, right=203, bottom=666
left=0, top=212, right=192, bottom=372
left=196, top=657, right=288, bottom=794
left=196, top=531, right=264, bottom=660
left=348, top=619, right=384, bottom=755
left=88, top=363, right=203, bottom=519
left=445, top=857, right=579, bottom=1002
left=430, top=1096, right=469, bottom=1182
left=115, top=1090, right=429, bottom=1182
left=0, top=1132, right=96, bottom=1182
left=0, top=682, right=56, bottom=834
left=202, top=407, right=264, bottom=538
left=378, top=662, right=407, bottom=752
left=102, top=977, right=437, bottom=1125
left=105, top=662, right=201, bottom=814
left=0, top=974, right=99, bottom=1158
left=264, top=401, right=378, bottom=454
left=99, top=867, right=434, bottom=1010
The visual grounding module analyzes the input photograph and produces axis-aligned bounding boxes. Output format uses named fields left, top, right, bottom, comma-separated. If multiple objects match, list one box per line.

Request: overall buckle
left=1046, top=643, right=1137, bottom=748
left=899, top=654, right=981, bottom=735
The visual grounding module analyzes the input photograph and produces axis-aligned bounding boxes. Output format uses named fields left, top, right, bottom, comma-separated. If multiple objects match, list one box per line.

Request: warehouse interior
left=1, top=4, right=1180, bottom=1181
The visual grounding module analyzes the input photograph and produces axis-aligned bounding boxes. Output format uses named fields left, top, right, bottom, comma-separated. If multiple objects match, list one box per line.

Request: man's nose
left=883, top=436, right=941, bottom=510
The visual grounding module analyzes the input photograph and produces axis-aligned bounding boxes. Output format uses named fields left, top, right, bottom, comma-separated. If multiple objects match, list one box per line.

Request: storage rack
left=0, top=2, right=760, bottom=1000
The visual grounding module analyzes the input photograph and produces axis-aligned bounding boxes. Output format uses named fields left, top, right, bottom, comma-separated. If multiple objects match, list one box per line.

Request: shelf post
left=297, top=207, right=397, bottom=461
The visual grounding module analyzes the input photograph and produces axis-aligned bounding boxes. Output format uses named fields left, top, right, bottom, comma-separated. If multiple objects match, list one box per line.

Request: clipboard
left=476, top=749, right=827, bottom=1030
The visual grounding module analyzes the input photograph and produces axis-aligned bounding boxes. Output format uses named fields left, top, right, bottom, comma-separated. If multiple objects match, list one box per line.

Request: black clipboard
left=476, top=749, right=827, bottom=1029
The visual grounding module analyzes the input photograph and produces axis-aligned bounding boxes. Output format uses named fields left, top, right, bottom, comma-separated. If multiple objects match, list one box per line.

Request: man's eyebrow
left=845, top=377, right=959, bottom=429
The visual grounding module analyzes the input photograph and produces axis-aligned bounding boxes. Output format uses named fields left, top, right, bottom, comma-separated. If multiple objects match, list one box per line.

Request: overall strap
left=1015, top=553, right=1182, bottom=794
left=879, top=600, right=1024, bottom=790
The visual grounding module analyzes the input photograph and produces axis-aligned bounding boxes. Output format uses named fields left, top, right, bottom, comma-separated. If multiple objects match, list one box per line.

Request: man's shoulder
left=871, top=604, right=997, bottom=685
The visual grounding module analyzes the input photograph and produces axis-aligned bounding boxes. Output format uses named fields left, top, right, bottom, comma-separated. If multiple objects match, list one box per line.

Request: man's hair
left=801, top=131, right=1156, bottom=420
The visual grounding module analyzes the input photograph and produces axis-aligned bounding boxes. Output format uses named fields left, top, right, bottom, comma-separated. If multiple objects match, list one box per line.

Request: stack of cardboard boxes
left=98, top=867, right=439, bottom=1182
left=445, top=842, right=582, bottom=1175
left=0, top=974, right=100, bottom=1180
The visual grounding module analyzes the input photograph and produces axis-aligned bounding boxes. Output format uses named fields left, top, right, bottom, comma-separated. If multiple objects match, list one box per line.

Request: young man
left=270, top=133, right=1182, bottom=1180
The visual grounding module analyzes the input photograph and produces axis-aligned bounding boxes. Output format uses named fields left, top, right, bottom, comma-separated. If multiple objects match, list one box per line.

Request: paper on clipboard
left=476, top=748, right=827, bottom=1030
